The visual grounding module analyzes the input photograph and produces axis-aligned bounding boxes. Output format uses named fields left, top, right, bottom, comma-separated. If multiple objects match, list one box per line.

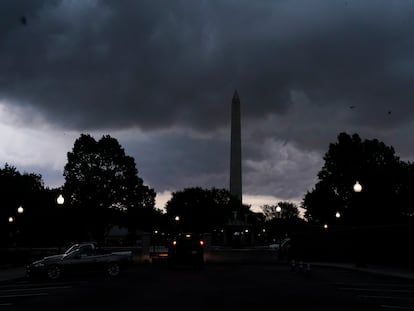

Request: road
left=1, top=263, right=414, bottom=310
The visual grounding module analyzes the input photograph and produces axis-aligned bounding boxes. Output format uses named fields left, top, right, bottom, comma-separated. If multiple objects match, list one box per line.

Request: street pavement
left=2, top=260, right=414, bottom=284
left=0, top=265, right=26, bottom=284
left=310, top=262, right=414, bottom=280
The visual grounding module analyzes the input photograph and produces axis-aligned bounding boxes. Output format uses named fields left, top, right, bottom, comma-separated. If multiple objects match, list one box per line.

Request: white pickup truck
left=27, top=242, right=133, bottom=280
left=64, top=242, right=133, bottom=256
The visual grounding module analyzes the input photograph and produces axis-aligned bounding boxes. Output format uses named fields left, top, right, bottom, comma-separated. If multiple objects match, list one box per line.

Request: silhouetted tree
left=165, top=187, right=237, bottom=233
left=303, top=132, right=408, bottom=225
left=395, top=161, right=414, bottom=218
left=261, top=201, right=304, bottom=244
left=0, top=164, right=49, bottom=246
left=261, top=202, right=300, bottom=220
left=63, top=134, right=155, bottom=243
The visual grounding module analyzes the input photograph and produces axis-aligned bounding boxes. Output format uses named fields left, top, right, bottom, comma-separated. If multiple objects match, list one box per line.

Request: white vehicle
left=269, top=238, right=291, bottom=250
left=27, top=242, right=132, bottom=280
left=64, top=242, right=97, bottom=254
left=64, top=242, right=132, bottom=257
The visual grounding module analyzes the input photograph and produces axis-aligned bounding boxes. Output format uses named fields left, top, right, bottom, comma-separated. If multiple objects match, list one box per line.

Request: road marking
left=0, top=293, right=48, bottom=298
left=0, top=285, right=72, bottom=292
left=0, top=303, right=13, bottom=306
left=0, top=281, right=87, bottom=289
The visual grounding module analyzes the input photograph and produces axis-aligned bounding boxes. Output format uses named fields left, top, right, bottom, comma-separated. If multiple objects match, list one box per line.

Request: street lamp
left=352, top=181, right=365, bottom=267
left=57, top=194, right=65, bottom=205
left=8, top=216, right=14, bottom=223
left=174, top=216, right=180, bottom=234
left=55, top=194, right=65, bottom=251
left=276, top=205, right=282, bottom=218
left=275, top=205, right=283, bottom=259
left=17, top=206, right=24, bottom=214
left=353, top=181, right=362, bottom=193
left=335, top=211, right=341, bottom=219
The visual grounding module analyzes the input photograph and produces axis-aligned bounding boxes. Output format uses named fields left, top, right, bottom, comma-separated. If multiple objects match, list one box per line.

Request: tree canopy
left=165, top=187, right=245, bottom=233
left=302, top=132, right=413, bottom=225
left=261, top=202, right=300, bottom=221
left=63, top=134, right=156, bottom=242
left=0, top=164, right=58, bottom=246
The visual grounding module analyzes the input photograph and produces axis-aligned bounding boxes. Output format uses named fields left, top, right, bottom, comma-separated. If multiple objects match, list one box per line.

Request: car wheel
left=47, top=265, right=61, bottom=280
left=107, top=262, right=120, bottom=277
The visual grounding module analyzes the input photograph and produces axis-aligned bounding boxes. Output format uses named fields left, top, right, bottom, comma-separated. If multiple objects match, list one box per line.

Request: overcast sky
left=2, top=0, right=414, bottom=212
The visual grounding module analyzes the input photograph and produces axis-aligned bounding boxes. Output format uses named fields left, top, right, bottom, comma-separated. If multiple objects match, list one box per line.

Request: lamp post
left=7, top=206, right=25, bottom=246
left=17, top=206, right=24, bottom=214
left=353, top=181, right=362, bottom=193
left=275, top=205, right=283, bottom=259
left=174, top=216, right=180, bottom=234
left=7, top=216, right=15, bottom=246
left=16, top=206, right=25, bottom=245
left=353, top=181, right=362, bottom=218
left=56, top=194, right=65, bottom=251
left=353, top=181, right=365, bottom=267
left=57, top=194, right=65, bottom=205
left=276, top=205, right=282, bottom=218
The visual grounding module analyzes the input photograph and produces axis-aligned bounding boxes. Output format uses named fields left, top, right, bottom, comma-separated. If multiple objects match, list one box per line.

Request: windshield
left=63, top=244, right=95, bottom=255
left=64, top=245, right=79, bottom=255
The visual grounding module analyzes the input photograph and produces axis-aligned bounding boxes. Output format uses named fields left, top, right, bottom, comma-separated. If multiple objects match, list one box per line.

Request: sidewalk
left=1, top=262, right=414, bottom=284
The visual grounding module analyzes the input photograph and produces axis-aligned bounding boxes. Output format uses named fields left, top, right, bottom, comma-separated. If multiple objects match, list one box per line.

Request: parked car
left=168, top=233, right=205, bottom=268
left=268, top=238, right=291, bottom=258
left=268, top=237, right=290, bottom=249
left=26, top=244, right=132, bottom=280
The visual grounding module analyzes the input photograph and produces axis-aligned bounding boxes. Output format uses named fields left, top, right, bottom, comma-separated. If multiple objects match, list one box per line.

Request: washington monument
left=230, top=90, right=242, bottom=203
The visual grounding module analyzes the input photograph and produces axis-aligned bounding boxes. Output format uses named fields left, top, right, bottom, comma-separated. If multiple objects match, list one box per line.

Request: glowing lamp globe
left=57, top=194, right=65, bottom=205
left=353, top=181, right=362, bottom=193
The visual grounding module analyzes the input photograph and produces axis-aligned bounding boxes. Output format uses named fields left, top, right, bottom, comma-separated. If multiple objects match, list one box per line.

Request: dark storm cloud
left=122, top=131, right=230, bottom=192
left=2, top=0, right=414, bottom=134
left=3, top=0, right=414, bottom=200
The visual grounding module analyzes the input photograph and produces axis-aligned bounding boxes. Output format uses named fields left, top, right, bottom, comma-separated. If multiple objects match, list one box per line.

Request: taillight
left=199, top=240, right=204, bottom=246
